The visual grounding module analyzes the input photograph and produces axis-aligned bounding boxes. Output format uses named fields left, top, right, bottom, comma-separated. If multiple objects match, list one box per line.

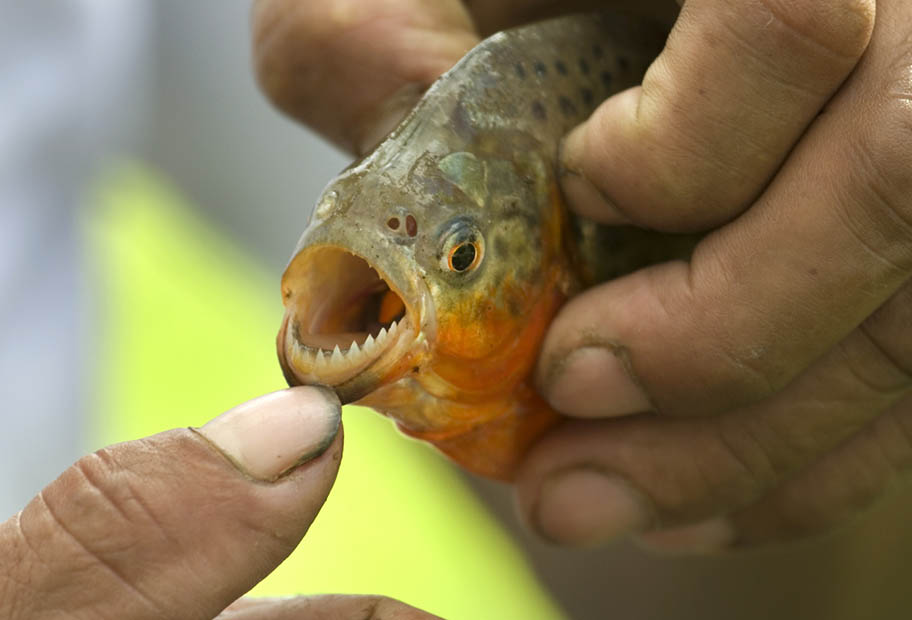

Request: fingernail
left=559, top=124, right=631, bottom=225
left=198, top=386, right=341, bottom=482
left=544, top=345, right=652, bottom=418
left=534, top=466, right=653, bottom=546
left=635, top=517, right=736, bottom=554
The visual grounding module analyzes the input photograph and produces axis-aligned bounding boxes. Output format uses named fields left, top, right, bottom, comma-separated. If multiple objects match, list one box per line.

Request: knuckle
left=668, top=246, right=795, bottom=413
left=860, top=283, right=912, bottom=383
left=15, top=449, right=170, bottom=615
left=714, top=420, right=781, bottom=496
left=842, top=123, right=912, bottom=275
left=694, top=306, right=791, bottom=410
left=251, top=3, right=300, bottom=107
left=710, top=340, right=782, bottom=406
left=1, top=517, right=41, bottom=619
left=650, top=423, right=778, bottom=523
left=849, top=45, right=912, bottom=252
left=761, top=0, right=875, bottom=59
left=47, top=449, right=154, bottom=556
left=361, top=595, right=405, bottom=620
left=648, top=143, right=752, bottom=230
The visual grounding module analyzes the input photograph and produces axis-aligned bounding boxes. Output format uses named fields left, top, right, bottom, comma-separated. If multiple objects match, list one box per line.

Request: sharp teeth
left=331, top=344, right=343, bottom=364
left=349, top=340, right=361, bottom=358
left=364, top=333, right=375, bottom=351
left=315, top=349, right=327, bottom=366
left=389, top=319, right=398, bottom=334
left=286, top=324, right=296, bottom=350
left=377, top=326, right=388, bottom=342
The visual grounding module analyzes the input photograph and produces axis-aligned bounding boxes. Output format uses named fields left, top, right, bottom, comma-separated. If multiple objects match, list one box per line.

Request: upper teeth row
left=289, top=317, right=406, bottom=370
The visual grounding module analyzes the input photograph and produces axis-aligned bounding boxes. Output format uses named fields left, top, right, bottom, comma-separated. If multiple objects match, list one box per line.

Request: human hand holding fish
left=255, top=0, right=912, bottom=551
left=0, top=388, right=438, bottom=619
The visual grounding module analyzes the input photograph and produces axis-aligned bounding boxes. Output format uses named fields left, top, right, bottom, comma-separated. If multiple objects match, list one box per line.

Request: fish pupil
left=450, top=243, right=476, bottom=272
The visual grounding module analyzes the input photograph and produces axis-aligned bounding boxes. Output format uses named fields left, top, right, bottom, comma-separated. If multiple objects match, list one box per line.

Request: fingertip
left=539, top=344, right=653, bottom=419
left=199, top=386, right=341, bottom=482
left=559, top=89, right=645, bottom=226
left=522, top=465, right=654, bottom=546
left=560, top=119, right=634, bottom=226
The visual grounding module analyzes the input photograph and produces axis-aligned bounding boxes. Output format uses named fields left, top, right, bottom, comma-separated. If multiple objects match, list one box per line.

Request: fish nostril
left=406, top=215, right=418, bottom=237
left=387, top=217, right=400, bottom=231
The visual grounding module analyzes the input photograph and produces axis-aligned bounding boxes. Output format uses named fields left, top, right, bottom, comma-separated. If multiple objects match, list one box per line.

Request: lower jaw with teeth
left=287, top=315, right=410, bottom=386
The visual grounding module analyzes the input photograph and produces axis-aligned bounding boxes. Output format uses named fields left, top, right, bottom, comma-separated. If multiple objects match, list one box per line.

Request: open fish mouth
left=278, top=245, right=420, bottom=400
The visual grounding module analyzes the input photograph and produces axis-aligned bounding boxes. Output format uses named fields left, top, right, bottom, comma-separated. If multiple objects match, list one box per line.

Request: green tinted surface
left=85, top=165, right=564, bottom=620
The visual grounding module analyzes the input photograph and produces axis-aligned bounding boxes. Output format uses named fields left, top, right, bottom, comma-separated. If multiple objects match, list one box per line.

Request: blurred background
left=4, top=2, right=911, bottom=619
left=1, top=3, right=564, bottom=618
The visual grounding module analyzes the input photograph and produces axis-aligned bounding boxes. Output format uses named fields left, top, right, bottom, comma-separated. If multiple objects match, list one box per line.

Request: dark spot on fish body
left=558, top=96, right=577, bottom=117
left=534, top=61, right=547, bottom=77
left=578, top=58, right=590, bottom=75
left=600, top=71, right=613, bottom=91
left=507, top=289, right=527, bottom=318
left=531, top=101, right=547, bottom=120
left=592, top=44, right=604, bottom=58
left=406, top=214, right=418, bottom=237
left=412, top=366, right=420, bottom=374
left=618, top=56, right=630, bottom=71
left=580, top=88, right=594, bottom=106
left=515, top=63, right=526, bottom=79
left=554, top=60, right=568, bottom=75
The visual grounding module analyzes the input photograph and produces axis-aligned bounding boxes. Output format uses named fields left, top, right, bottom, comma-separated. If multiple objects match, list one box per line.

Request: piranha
left=277, top=12, right=691, bottom=480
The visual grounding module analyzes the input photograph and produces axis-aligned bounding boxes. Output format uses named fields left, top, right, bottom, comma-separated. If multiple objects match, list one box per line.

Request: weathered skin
left=277, top=12, right=691, bottom=480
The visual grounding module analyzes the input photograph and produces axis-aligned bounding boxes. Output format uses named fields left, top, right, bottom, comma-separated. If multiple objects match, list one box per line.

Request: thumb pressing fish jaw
left=198, top=387, right=341, bottom=482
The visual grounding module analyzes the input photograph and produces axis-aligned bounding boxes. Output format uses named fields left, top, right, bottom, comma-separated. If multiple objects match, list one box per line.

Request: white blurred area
left=0, top=0, right=347, bottom=518
left=0, top=0, right=148, bottom=517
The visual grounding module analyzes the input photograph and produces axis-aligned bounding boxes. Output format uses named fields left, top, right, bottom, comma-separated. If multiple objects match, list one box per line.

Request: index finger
left=251, top=0, right=679, bottom=154
left=252, top=0, right=479, bottom=154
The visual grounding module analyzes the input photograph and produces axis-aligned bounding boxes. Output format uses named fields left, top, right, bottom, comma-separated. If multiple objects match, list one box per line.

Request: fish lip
left=278, top=245, right=429, bottom=403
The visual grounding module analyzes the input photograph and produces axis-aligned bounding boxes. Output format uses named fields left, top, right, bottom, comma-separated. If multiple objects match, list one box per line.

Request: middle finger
left=518, top=281, right=912, bottom=545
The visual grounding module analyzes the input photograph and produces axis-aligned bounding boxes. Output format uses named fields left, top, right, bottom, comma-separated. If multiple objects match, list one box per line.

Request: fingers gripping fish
left=277, top=12, right=690, bottom=480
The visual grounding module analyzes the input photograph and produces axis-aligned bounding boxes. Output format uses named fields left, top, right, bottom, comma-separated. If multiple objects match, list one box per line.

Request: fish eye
left=438, top=220, right=484, bottom=274
left=448, top=241, right=480, bottom=272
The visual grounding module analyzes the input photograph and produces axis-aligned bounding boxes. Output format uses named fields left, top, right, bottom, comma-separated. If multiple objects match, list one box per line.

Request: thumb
left=1, top=386, right=342, bottom=620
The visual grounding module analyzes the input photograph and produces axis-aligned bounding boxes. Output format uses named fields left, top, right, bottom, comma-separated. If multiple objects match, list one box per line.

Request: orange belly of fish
left=399, top=384, right=560, bottom=480
left=390, top=277, right=567, bottom=480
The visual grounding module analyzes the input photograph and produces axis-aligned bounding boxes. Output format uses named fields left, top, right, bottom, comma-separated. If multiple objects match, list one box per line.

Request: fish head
left=278, top=123, right=571, bottom=417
